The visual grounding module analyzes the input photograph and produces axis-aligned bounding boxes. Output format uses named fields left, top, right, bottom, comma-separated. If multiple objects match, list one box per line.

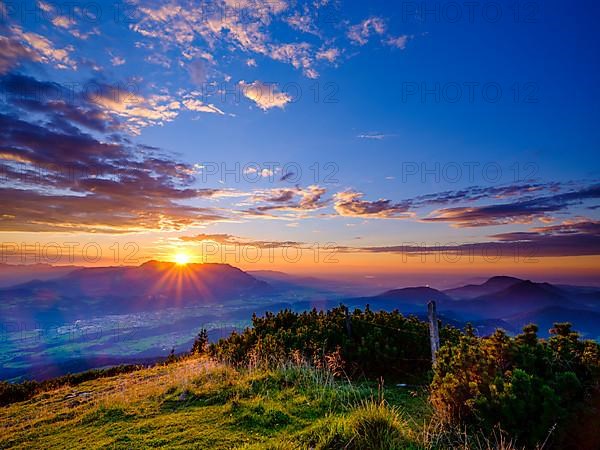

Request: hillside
left=0, top=357, right=429, bottom=450
left=2, top=305, right=599, bottom=449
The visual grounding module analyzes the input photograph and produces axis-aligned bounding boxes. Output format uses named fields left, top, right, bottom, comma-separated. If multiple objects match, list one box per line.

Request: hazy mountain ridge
left=443, top=276, right=525, bottom=300
left=0, top=263, right=79, bottom=288
left=0, top=261, right=272, bottom=321
left=1, top=264, right=599, bottom=380
left=339, top=276, right=600, bottom=338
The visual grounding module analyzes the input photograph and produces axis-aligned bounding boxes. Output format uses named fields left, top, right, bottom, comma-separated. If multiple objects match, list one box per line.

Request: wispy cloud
left=386, top=35, right=411, bottom=49
left=183, top=219, right=600, bottom=258
left=357, top=132, right=394, bottom=140
left=0, top=37, right=35, bottom=74
left=347, top=17, right=386, bottom=45
left=349, top=220, right=600, bottom=257
left=110, top=55, right=126, bottom=66
left=424, top=184, right=600, bottom=227
left=10, top=25, right=76, bottom=70
left=183, top=98, right=225, bottom=115
left=180, top=233, right=304, bottom=249
left=334, top=190, right=413, bottom=218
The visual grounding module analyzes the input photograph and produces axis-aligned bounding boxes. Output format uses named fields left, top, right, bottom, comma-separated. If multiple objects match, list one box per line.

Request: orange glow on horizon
left=173, top=253, right=190, bottom=265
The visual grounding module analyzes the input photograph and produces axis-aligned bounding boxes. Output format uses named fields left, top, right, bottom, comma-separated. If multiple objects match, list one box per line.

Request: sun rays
left=174, top=253, right=190, bottom=265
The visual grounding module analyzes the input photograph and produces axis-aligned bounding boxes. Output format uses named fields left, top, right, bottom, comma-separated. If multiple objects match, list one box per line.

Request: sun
left=174, top=253, right=190, bottom=265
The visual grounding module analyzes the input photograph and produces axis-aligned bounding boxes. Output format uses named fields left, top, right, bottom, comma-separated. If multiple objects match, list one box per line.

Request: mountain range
left=1, top=264, right=599, bottom=338
left=1, top=263, right=599, bottom=380
left=0, top=261, right=271, bottom=322
left=251, top=272, right=600, bottom=338
left=340, top=276, right=600, bottom=338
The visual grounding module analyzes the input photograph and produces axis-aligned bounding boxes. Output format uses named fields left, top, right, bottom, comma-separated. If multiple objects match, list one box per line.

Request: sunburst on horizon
left=173, top=253, right=190, bottom=265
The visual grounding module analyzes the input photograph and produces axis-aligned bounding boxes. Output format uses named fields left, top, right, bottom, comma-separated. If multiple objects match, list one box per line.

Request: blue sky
left=0, top=0, right=599, bottom=280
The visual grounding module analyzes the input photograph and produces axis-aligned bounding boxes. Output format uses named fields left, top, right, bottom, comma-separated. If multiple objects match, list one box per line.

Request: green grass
left=0, top=357, right=529, bottom=449
left=0, top=357, right=432, bottom=450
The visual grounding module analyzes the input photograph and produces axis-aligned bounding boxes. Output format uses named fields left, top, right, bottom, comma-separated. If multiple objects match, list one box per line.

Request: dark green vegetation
left=209, top=305, right=461, bottom=382
left=431, top=323, right=600, bottom=449
left=209, top=307, right=600, bottom=449
left=1, top=306, right=599, bottom=449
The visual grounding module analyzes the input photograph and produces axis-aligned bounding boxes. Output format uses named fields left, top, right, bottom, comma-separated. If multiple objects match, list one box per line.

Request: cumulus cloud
left=51, top=16, right=76, bottom=30
left=244, top=166, right=275, bottom=178
left=0, top=187, right=223, bottom=233
left=347, top=18, right=413, bottom=51
left=239, top=80, right=292, bottom=110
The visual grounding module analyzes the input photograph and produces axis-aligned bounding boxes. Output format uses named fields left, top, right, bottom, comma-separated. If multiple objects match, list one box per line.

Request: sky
left=0, top=0, right=599, bottom=285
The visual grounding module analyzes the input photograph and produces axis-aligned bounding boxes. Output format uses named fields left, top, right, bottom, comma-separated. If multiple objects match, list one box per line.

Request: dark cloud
left=246, top=186, right=328, bottom=215
left=424, top=184, right=600, bottom=227
left=0, top=73, right=123, bottom=132
left=180, top=234, right=304, bottom=249
left=334, top=190, right=412, bottom=218
left=179, top=220, right=600, bottom=258
left=262, top=189, right=296, bottom=203
left=280, top=172, right=295, bottom=182
left=0, top=37, right=35, bottom=74
left=0, top=74, right=227, bottom=232
left=411, top=182, right=562, bottom=208
left=336, top=220, right=600, bottom=257
left=0, top=187, right=223, bottom=233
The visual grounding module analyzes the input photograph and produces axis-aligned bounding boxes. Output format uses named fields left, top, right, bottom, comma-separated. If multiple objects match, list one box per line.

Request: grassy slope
left=0, top=357, right=430, bottom=450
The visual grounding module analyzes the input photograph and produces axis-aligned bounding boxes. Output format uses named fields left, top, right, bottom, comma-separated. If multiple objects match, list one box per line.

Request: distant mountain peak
left=485, top=276, right=524, bottom=284
left=381, top=286, right=441, bottom=294
left=139, top=260, right=238, bottom=270
left=444, top=276, right=524, bottom=300
left=0, top=261, right=272, bottom=319
left=376, top=286, right=452, bottom=304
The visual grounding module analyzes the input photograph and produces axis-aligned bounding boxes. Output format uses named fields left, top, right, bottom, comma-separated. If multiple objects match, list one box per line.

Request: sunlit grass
left=0, top=356, right=533, bottom=449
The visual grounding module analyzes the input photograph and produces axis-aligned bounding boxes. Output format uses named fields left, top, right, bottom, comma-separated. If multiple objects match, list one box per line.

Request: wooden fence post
left=428, top=301, right=440, bottom=367
left=344, top=306, right=352, bottom=338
